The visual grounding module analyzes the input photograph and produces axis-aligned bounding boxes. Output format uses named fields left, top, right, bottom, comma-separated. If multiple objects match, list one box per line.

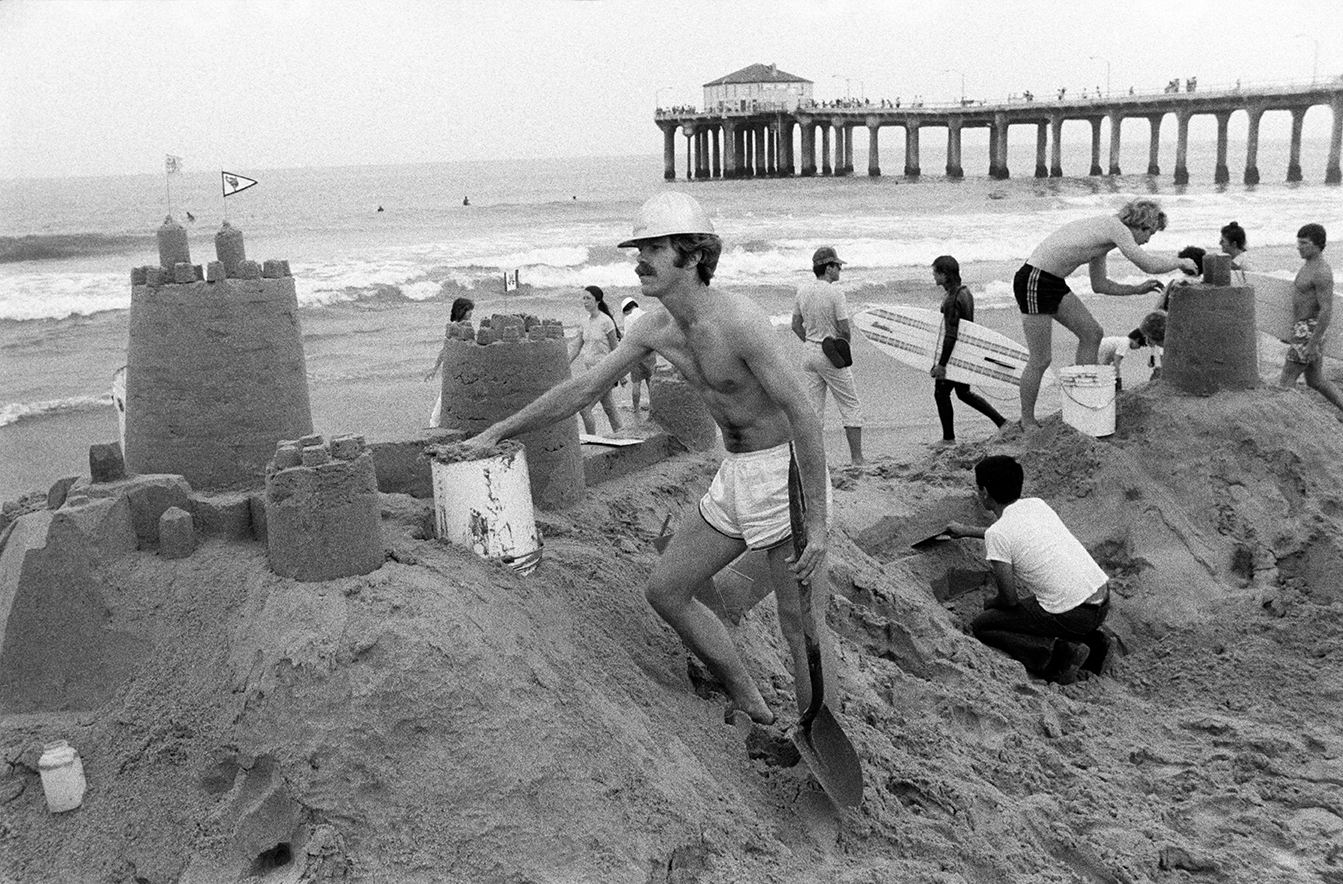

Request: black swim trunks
left=1013, top=264, right=1071, bottom=315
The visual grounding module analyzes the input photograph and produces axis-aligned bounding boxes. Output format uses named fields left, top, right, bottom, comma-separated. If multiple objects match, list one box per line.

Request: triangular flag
left=165, top=154, right=183, bottom=175
left=221, top=171, right=259, bottom=197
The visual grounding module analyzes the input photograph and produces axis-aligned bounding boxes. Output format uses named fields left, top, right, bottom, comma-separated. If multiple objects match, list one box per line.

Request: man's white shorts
left=699, top=442, right=831, bottom=550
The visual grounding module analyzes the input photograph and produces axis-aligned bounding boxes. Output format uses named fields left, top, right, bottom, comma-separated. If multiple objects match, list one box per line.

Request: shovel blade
left=793, top=705, right=864, bottom=807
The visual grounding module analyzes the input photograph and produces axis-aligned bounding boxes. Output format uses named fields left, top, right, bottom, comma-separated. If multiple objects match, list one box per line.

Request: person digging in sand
left=1014, top=199, right=1198, bottom=429
left=945, top=455, right=1111, bottom=685
left=464, top=191, right=832, bottom=725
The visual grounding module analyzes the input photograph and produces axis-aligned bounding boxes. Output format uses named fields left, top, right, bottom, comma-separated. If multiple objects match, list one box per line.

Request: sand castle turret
left=650, top=364, right=720, bottom=451
left=264, top=433, right=384, bottom=581
left=435, top=314, right=584, bottom=509
left=1162, top=255, right=1258, bottom=395
left=123, top=220, right=313, bottom=489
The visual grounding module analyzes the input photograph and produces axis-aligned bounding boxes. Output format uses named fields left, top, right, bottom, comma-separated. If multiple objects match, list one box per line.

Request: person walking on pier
left=464, top=191, right=833, bottom=727
left=1013, top=198, right=1198, bottom=430
left=929, top=255, right=1006, bottom=441
left=1279, top=224, right=1343, bottom=413
left=792, top=246, right=865, bottom=465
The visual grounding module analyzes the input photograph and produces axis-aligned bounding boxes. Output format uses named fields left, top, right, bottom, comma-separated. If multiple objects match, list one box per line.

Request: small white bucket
left=432, top=441, right=542, bottom=574
left=1058, top=365, right=1116, bottom=437
left=38, top=740, right=86, bottom=813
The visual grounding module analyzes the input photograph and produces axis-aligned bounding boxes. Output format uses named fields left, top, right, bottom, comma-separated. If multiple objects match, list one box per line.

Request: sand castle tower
left=435, top=314, right=585, bottom=509
left=650, top=364, right=720, bottom=451
left=123, top=219, right=313, bottom=489
left=1162, top=254, right=1259, bottom=395
left=264, top=433, right=384, bottom=581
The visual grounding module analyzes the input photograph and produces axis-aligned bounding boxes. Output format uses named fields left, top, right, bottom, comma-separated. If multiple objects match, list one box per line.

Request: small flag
left=165, top=154, right=183, bottom=175
left=221, top=171, right=259, bottom=197
left=503, top=269, right=519, bottom=292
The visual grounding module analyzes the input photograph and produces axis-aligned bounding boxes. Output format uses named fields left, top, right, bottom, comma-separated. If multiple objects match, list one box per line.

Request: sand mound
left=3, top=382, right=1343, bottom=883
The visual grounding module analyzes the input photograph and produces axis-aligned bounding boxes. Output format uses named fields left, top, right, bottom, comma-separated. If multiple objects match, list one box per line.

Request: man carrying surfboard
left=1279, top=223, right=1343, bottom=412
left=1014, top=199, right=1198, bottom=429
left=462, top=192, right=834, bottom=728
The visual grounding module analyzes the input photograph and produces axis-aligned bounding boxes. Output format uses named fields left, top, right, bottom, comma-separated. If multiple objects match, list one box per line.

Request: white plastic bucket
left=38, top=740, right=86, bottom=813
left=1058, top=365, right=1116, bottom=437
left=432, top=441, right=542, bottom=574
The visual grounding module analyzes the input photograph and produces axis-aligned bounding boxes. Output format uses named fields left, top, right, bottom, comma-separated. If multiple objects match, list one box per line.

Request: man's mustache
left=636, top=264, right=656, bottom=276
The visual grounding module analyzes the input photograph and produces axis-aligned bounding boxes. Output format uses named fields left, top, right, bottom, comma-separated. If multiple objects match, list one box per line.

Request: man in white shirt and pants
left=792, top=246, right=864, bottom=465
left=946, top=455, right=1111, bottom=684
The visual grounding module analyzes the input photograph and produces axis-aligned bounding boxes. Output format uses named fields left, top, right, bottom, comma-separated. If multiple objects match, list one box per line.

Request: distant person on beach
left=571, top=285, right=624, bottom=435
left=929, top=255, right=1006, bottom=442
left=1156, top=246, right=1206, bottom=311
left=1279, top=224, right=1343, bottom=412
left=1097, top=327, right=1149, bottom=391
left=1220, top=221, right=1250, bottom=284
left=463, top=196, right=470, bottom=206
left=620, top=296, right=657, bottom=414
left=791, top=246, right=864, bottom=465
left=945, top=455, right=1111, bottom=685
left=465, top=191, right=832, bottom=726
left=1014, top=198, right=1198, bottom=429
left=425, top=297, right=475, bottom=426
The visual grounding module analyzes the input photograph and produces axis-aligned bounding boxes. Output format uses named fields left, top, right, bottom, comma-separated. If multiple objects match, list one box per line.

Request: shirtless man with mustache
left=465, top=192, right=831, bottom=725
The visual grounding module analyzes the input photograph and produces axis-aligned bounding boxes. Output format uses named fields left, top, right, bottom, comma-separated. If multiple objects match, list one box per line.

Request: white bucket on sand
left=38, top=740, right=86, bottom=813
left=1058, top=365, right=1116, bottom=437
left=432, top=440, right=542, bottom=574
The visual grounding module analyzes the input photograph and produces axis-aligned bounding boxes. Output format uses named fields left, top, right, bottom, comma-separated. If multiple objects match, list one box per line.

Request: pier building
left=656, top=70, right=1343, bottom=185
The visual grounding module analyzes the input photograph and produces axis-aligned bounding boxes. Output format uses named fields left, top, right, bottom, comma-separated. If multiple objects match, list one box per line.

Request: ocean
left=2, top=135, right=1340, bottom=499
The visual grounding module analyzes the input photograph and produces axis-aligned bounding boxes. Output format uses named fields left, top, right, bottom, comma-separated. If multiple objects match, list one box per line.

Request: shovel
left=787, top=453, right=864, bottom=808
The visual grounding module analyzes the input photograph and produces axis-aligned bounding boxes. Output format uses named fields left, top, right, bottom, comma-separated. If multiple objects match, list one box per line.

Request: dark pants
left=971, top=594, right=1110, bottom=676
left=935, top=379, right=1006, bottom=441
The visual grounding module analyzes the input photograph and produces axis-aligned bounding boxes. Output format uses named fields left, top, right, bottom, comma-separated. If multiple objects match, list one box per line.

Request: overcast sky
left=2, top=0, right=1339, bottom=179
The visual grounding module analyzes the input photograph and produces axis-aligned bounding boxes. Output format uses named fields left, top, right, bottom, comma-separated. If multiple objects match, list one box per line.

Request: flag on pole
left=221, top=171, right=259, bottom=197
left=165, top=154, right=183, bottom=175
left=503, top=269, right=520, bottom=292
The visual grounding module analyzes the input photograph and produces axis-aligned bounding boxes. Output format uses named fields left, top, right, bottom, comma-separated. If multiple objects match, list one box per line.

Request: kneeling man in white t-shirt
left=946, top=455, right=1111, bottom=684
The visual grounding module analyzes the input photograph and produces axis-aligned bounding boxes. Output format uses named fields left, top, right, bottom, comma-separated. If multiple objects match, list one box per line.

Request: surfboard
left=1246, top=271, right=1343, bottom=360
left=853, top=305, right=1030, bottom=390
left=579, top=433, right=642, bottom=447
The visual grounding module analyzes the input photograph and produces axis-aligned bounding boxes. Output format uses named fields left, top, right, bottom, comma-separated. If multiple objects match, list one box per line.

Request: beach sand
left=4, top=360, right=1343, bottom=882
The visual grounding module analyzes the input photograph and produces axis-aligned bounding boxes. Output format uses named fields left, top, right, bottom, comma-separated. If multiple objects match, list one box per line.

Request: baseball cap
left=812, top=246, right=846, bottom=268
left=620, top=297, right=638, bottom=312
left=618, top=192, right=715, bottom=249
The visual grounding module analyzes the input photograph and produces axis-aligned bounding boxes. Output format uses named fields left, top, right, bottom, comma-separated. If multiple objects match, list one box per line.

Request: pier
left=655, top=81, right=1343, bottom=184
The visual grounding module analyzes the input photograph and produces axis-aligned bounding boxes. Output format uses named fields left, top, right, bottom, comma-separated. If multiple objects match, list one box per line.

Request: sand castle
left=264, top=433, right=385, bottom=581
left=433, top=313, right=587, bottom=509
left=123, top=218, right=313, bottom=491
left=1162, top=254, right=1259, bottom=395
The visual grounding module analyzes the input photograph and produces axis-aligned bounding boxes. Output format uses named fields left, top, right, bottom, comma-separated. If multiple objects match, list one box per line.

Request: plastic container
left=1058, top=365, right=1116, bottom=437
left=432, top=441, right=542, bottom=574
left=38, top=741, right=86, bottom=813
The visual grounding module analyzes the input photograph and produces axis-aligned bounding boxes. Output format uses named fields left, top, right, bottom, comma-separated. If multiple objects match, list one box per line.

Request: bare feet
left=729, top=700, right=776, bottom=726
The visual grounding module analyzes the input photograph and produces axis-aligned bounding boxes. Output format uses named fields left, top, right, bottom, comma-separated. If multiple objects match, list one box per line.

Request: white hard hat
left=617, top=191, right=715, bottom=248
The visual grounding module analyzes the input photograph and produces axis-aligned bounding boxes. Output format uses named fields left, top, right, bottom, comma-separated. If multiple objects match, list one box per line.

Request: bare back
left=1027, top=215, right=1143, bottom=278
left=1292, top=256, right=1335, bottom=322
left=622, top=290, right=794, bottom=452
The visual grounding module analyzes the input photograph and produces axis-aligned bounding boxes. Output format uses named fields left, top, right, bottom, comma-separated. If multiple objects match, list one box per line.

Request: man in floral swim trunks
left=1279, top=223, right=1343, bottom=412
